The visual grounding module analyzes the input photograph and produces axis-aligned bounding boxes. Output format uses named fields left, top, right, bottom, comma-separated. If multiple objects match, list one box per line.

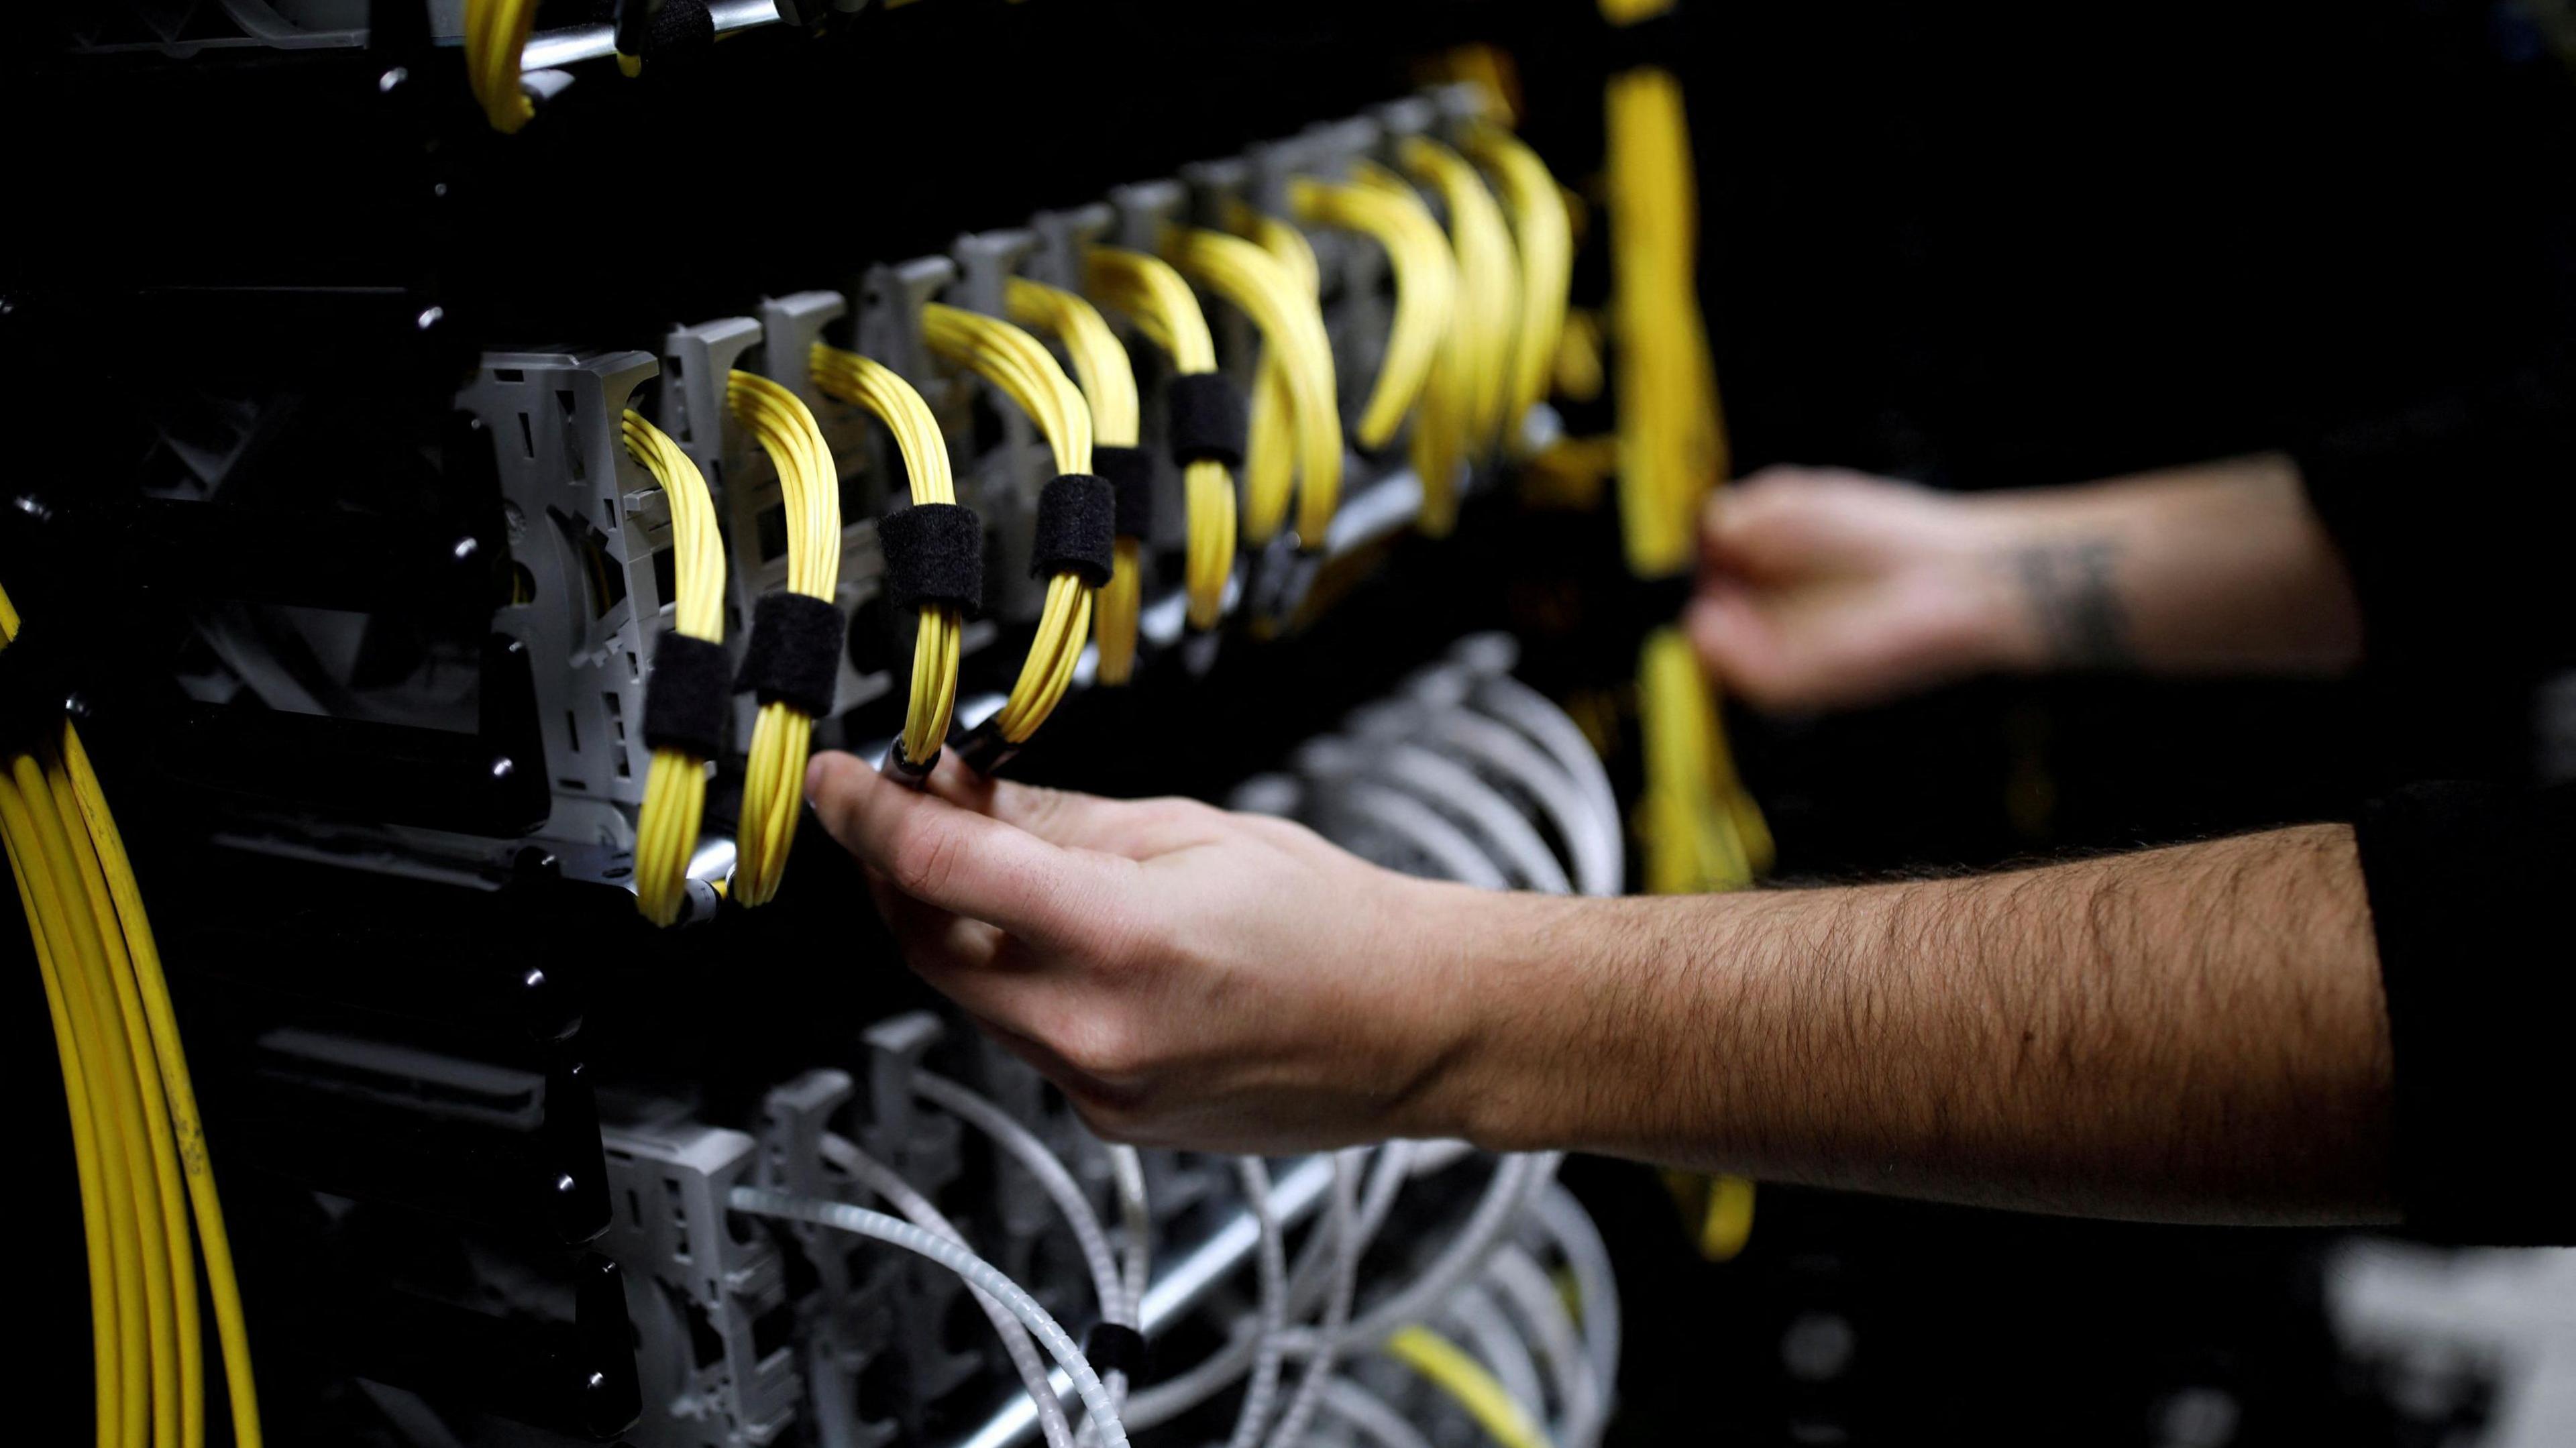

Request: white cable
left=1443, top=1282, right=1551, bottom=1432
left=1469, top=674, right=1623, bottom=870
left=1283, top=1152, right=1563, bottom=1357
left=1531, top=1185, right=1621, bottom=1421
left=1226, top=1156, right=1291, bottom=1448
left=1318, top=1377, right=1439, bottom=1448
left=1263, top=1148, right=1362, bottom=1448
left=1487, top=1247, right=1602, bottom=1448
left=914, top=1072, right=1129, bottom=1327
left=727, top=1187, right=1131, bottom=1448
left=1110, top=1146, right=1152, bottom=1315
left=817, top=1133, right=1079, bottom=1448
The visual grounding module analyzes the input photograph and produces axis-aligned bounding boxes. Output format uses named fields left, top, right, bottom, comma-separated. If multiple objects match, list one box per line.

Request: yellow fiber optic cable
left=623, top=410, right=727, bottom=928
left=1085, top=246, right=1240, bottom=632
left=810, top=343, right=964, bottom=768
left=2, top=581, right=261, bottom=1448
left=464, top=0, right=539, bottom=133
left=1384, top=1325, right=1556, bottom=1448
left=1287, top=170, right=1455, bottom=451
left=1464, top=122, right=1576, bottom=446
left=920, top=302, right=1099, bottom=748
left=727, top=371, right=841, bottom=907
left=1401, top=137, right=1521, bottom=453
left=1006, top=278, right=1148, bottom=685
left=1165, top=226, right=1342, bottom=548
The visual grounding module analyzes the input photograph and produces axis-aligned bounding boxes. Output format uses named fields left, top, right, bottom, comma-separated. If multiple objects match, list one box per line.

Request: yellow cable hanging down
left=727, top=371, right=841, bottom=907
left=920, top=302, right=1098, bottom=749
left=1287, top=168, right=1456, bottom=455
left=624, top=411, right=727, bottom=928
left=1006, top=278, right=1148, bottom=685
left=463, top=0, right=538, bottom=133
left=1167, top=225, right=1343, bottom=549
left=810, top=343, right=963, bottom=770
left=1086, top=246, right=1240, bottom=632
left=1, top=584, right=262, bottom=1448
left=1387, top=139, right=1521, bottom=537
left=1463, top=120, right=1576, bottom=448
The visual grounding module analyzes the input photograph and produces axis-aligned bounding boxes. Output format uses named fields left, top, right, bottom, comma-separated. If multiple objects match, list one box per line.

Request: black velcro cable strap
left=1084, top=1322, right=1149, bottom=1380
left=1165, top=372, right=1248, bottom=469
left=0, top=623, right=71, bottom=755
left=878, top=501, right=985, bottom=616
left=735, top=592, right=845, bottom=717
left=642, top=632, right=733, bottom=760
left=1093, top=445, right=1155, bottom=541
left=616, top=0, right=714, bottom=56
left=1031, top=474, right=1116, bottom=587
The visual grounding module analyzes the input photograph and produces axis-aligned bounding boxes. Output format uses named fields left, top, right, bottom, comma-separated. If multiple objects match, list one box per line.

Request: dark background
left=9, top=1, right=2571, bottom=1442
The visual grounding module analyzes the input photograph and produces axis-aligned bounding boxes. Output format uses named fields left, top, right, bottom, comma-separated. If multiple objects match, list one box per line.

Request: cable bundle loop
left=1166, top=225, right=1342, bottom=550
left=1087, top=247, right=1242, bottom=630
left=921, top=302, right=1099, bottom=757
left=727, top=370, right=842, bottom=905
left=812, top=344, right=969, bottom=777
left=1007, top=278, right=1150, bottom=685
left=625, top=410, right=729, bottom=925
left=1286, top=171, right=1456, bottom=453
left=464, top=0, right=538, bottom=133
left=1462, top=122, right=1576, bottom=449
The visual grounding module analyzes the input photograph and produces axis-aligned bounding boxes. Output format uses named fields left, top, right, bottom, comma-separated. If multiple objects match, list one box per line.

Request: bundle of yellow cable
left=463, top=0, right=538, bottom=133
left=0, top=586, right=261, bottom=1448
left=810, top=343, right=963, bottom=768
left=920, top=302, right=1097, bottom=748
left=1462, top=121, right=1576, bottom=449
left=727, top=371, right=841, bottom=907
left=1167, top=225, right=1342, bottom=549
left=624, top=411, right=727, bottom=927
left=1004, top=278, right=1147, bottom=685
left=1401, top=138, right=1521, bottom=448
left=1085, top=247, right=1240, bottom=632
left=1286, top=169, right=1456, bottom=459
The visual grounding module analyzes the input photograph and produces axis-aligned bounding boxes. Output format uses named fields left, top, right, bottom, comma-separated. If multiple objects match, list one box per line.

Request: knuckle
left=892, top=818, right=962, bottom=899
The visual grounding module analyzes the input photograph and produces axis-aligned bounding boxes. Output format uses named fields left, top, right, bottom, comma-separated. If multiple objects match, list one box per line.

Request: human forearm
left=1434, top=826, right=2396, bottom=1224
left=1973, top=453, right=2361, bottom=676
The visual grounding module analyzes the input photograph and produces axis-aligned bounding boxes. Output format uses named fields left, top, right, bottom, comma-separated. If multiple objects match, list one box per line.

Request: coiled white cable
left=914, top=1073, right=1130, bottom=1330
left=1320, top=1376, right=1440, bottom=1448
left=1281, top=1152, right=1562, bottom=1356
left=727, top=1188, right=1129, bottom=1448
left=1488, top=1247, right=1603, bottom=1448
left=1263, top=1148, right=1361, bottom=1448
left=1532, top=1185, right=1621, bottom=1421
left=817, top=1133, right=1077, bottom=1448
left=1443, top=1283, right=1551, bottom=1433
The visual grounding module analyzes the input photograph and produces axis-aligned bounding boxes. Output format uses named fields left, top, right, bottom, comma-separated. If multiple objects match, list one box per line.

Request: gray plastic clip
left=1028, top=203, right=1114, bottom=291
left=1108, top=180, right=1186, bottom=252
left=858, top=256, right=957, bottom=389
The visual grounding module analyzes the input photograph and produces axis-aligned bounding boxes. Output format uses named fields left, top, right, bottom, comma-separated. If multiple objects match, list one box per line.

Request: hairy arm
left=810, top=755, right=2398, bottom=1227
left=1439, top=825, right=2396, bottom=1224
left=1690, top=455, right=2364, bottom=709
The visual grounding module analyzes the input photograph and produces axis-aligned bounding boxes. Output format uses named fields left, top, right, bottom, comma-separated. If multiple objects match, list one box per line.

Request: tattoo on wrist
left=2012, top=537, right=2132, bottom=667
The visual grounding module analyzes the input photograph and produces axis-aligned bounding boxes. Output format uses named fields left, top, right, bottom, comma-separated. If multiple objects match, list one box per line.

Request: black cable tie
left=1030, top=474, right=1116, bottom=587
left=1166, top=373, right=1248, bottom=470
left=1093, top=445, right=1155, bottom=541
left=735, top=593, right=846, bottom=718
left=879, top=501, right=986, bottom=617
left=643, top=632, right=733, bottom=759
left=1085, top=1323, right=1150, bottom=1381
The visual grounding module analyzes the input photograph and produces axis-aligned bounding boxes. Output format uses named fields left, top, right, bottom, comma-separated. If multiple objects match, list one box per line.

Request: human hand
left=804, top=751, right=1526, bottom=1153
left=1686, top=465, right=2033, bottom=712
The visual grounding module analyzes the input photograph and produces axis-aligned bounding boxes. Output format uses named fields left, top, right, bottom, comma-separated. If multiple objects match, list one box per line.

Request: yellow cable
left=1008, top=278, right=1147, bottom=685
left=1384, top=1325, right=1556, bottom=1448
left=2, top=583, right=261, bottom=1447
left=623, top=410, right=726, bottom=927
left=727, top=371, right=841, bottom=906
left=810, top=344, right=964, bottom=767
left=1464, top=122, right=1576, bottom=448
left=3, top=790, right=119, bottom=1448
left=62, top=732, right=261, bottom=1448
left=17, top=750, right=173, bottom=1448
left=464, top=0, right=538, bottom=133
left=1086, top=247, right=1240, bottom=632
left=1287, top=170, right=1455, bottom=450
left=1167, top=225, right=1343, bottom=549
left=920, top=302, right=1099, bottom=745
left=1399, top=137, right=1521, bottom=455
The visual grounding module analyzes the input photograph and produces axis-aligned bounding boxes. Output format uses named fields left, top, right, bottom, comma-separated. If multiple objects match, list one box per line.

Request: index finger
left=805, top=751, right=1132, bottom=950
